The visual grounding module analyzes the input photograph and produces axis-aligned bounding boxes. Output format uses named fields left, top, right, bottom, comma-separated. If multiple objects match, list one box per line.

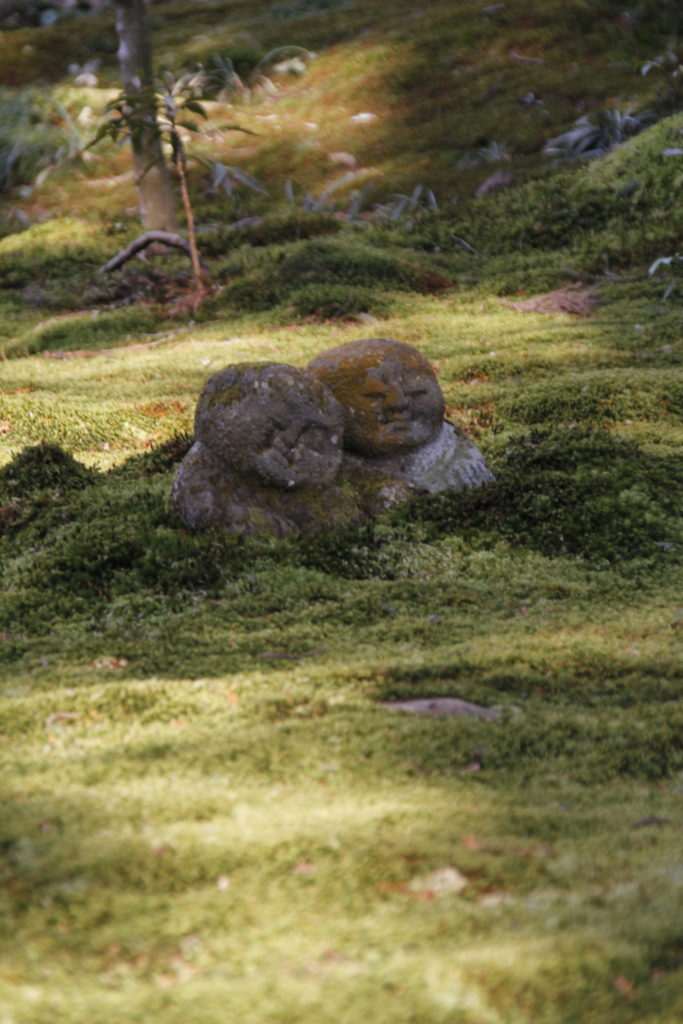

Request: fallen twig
left=100, top=230, right=208, bottom=273
left=450, top=234, right=482, bottom=257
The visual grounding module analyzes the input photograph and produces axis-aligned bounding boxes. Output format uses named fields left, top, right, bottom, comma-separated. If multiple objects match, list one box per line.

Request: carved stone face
left=195, top=363, right=344, bottom=489
left=308, top=338, right=444, bottom=457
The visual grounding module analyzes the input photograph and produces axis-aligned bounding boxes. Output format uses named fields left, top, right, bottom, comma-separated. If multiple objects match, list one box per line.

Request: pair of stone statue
left=171, top=338, right=494, bottom=538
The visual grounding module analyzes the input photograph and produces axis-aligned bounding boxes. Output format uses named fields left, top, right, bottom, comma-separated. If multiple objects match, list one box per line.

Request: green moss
left=405, top=428, right=683, bottom=563
left=288, top=282, right=394, bottom=319
left=440, top=112, right=683, bottom=285
left=6, top=306, right=165, bottom=357
left=203, top=235, right=454, bottom=318
left=0, top=442, right=94, bottom=501
left=2, top=3, right=683, bottom=1021
left=198, top=212, right=342, bottom=258
left=0, top=13, right=117, bottom=87
left=0, top=217, right=117, bottom=301
left=501, top=369, right=683, bottom=427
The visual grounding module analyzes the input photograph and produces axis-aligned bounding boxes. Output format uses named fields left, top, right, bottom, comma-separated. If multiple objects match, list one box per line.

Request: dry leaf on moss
left=93, top=656, right=129, bottom=670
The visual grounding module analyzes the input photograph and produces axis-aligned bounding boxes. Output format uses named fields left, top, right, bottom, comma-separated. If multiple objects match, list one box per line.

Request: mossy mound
left=501, top=368, right=683, bottom=428
left=197, top=212, right=342, bottom=257
left=447, top=112, right=683, bottom=274
left=0, top=470, right=251, bottom=602
left=203, top=235, right=455, bottom=317
left=3, top=426, right=680, bottom=615
left=0, top=441, right=95, bottom=500
left=0, top=217, right=119, bottom=294
left=405, top=428, right=683, bottom=563
left=288, top=282, right=394, bottom=319
left=0, top=11, right=117, bottom=87
left=6, top=306, right=164, bottom=357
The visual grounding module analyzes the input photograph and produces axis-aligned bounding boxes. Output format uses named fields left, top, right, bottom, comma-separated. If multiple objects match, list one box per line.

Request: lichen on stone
left=309, top=337, right=494, bottom=494
left=172, top=342, right=494, bottom=539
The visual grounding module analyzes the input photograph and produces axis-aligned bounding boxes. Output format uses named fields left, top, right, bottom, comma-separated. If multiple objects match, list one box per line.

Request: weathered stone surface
left=380, top=698, right=499, bottom=720
left=308, top=338, right=494, bottom=493
left=308, top=338, right=444, bottom=457
left=171, top=363, right=357, bottom=537
left=194, top=362, right=344, bottom=490
left=171, top=342, right=494, bottom=538
left=345, top=421, right=494, bottom=493
left=171, top=439, right=363, bottom=537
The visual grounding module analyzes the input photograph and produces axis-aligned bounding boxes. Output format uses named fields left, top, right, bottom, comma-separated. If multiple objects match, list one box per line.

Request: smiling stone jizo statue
left=170, top=340, right=494, bottom=537
left=308, top=338, right=494, bottom=494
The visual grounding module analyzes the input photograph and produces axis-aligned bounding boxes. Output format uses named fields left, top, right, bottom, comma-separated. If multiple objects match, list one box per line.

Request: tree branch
left=100, top=231, right=207, bottom=273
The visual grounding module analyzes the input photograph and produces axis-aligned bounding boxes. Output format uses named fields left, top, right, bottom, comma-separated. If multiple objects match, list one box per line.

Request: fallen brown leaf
left=613, top=975, right=636, bottom=1001
left=45, top=711, right=80, bottom=728
left=379, top=880, right=433, bottom=901
left=293, top=861, right=317, bottom=875
left=462, top=835, right=502, bottom=852
left=93, top=656, right=129, bottom=670
left=219, top=687, right=239, bottom=707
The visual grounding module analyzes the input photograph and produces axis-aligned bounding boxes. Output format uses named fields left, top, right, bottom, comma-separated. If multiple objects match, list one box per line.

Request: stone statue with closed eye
left=170, top=342, right=493, bottom=538
left=170, top=362, right=364, bottom=537
left=308, top=338, right=494, bottom=501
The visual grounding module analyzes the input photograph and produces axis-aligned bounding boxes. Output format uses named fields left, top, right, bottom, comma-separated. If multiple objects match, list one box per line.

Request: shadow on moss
left=1, top=428, right=680, bottom=612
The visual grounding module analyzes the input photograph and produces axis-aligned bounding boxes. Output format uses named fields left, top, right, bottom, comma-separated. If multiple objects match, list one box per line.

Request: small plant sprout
left=457, top=141, right=510, bottom=168
left=203, top=160, right=269, bottom=218
left=648, top=253, right=683, bottom=299
left=478, top=140, right=511, bottom=163
left=285, top=170, right=364, bottom=213
left=641, top=50, right=682, bottom=79
left=641, top=48, right=683, bottom=114
left=373, top=185, right=438, bottom=226
left=249, top=46, right=316, bottom=96
left=91, top=61, right=260, bottom=294
left=543, top=107, right=654, bottom=163
left=0, top=87, right=86, bottom=194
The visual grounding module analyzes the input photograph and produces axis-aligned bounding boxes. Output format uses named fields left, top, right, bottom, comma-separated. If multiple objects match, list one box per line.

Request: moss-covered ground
left=1, top=1, right=683, bottom=1021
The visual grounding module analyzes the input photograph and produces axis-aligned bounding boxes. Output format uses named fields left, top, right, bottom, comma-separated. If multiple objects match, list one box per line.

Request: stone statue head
left=194, top=362, right=344, bottom=490
left=308, top=338, right=445, bottom=457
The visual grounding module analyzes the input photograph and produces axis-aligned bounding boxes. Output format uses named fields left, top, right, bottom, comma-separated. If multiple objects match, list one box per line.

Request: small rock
left=409, top=867, right=468, bottom=895
left=380, top=698, right=499, bottom=720
left=329, top=151, right=358, bottom=168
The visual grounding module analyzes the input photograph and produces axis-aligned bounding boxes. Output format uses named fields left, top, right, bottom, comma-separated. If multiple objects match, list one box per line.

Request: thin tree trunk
left=114, top=0, right=177, bottom=231
left=174, top=152, right=205, bottom=290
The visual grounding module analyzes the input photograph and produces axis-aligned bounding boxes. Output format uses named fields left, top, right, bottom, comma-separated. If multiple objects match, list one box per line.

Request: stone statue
left=170, top=363, right=361, bottom=537
left=171, top=342, right=494, bottom=538
left=308, top=338, right=494, bottom=495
